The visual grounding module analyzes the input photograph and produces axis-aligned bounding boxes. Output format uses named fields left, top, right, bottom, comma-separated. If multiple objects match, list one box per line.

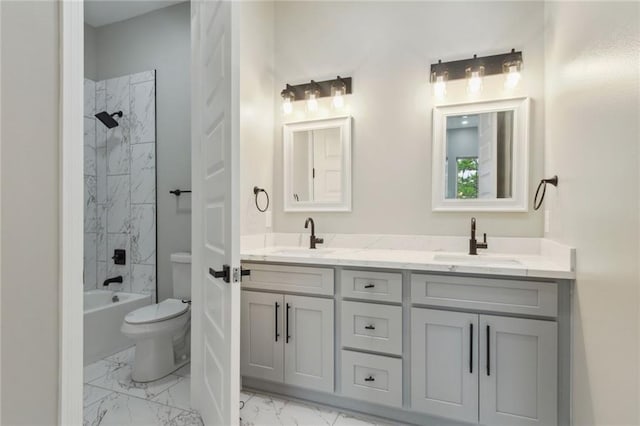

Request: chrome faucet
left=469, top=217, right=488, bottom=255
left=304, top=217, right=324, bottom=249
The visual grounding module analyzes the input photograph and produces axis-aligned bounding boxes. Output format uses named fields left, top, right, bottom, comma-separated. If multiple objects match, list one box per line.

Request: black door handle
left=469, top=323, right=473, bottom=374
left=486, top=325, right=491, bottom=376
left=275, top=302, right=280, bottom=342
left=241, top=268, right=251, bottom=277
left=364, top=325, right=376, bottom=330
left=285, top=303, right=291, bottom=343
left=364, top=283, right=375, bottom=289
left=209, top=265, right=230, bottom=283
left=364, top=376, right=375, bottom=382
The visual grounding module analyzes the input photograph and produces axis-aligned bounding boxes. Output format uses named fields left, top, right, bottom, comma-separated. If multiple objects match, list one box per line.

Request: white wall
left=272, top=1, right=545, bottom=237
left=239, top=1, right=275, bottom=236
left=1, top=1, right=60, bottom=424
left=87, top=2, right=191, bottom=301
left=544, top=2, right=640, bottom=424
left=84, top=24, right=97, bottom=80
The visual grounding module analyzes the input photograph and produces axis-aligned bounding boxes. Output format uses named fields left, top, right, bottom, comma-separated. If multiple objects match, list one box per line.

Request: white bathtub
left=84, top=290, right=151, bottom=365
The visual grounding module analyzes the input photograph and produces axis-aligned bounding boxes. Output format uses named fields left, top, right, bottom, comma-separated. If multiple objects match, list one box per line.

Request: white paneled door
left=191, top=1, right=241, bottom=425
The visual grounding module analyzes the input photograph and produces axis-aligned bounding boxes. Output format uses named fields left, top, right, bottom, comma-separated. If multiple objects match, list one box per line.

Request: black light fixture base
left=431, top=49, right=522, bottom=81
left=281, top=76, right=352, bottom=101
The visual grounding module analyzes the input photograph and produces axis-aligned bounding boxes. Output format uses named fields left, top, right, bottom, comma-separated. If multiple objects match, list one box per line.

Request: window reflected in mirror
left=445, top=111, right=514, bottom=199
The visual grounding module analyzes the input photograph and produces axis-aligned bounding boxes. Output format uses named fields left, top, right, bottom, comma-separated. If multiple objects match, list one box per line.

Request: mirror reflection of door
left=292, top=127, right=342, bottom=203
left=445, top=111, right=514, bottom=200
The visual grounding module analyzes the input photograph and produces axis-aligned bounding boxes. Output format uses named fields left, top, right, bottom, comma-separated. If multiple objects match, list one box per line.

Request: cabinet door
left=241, top=291, right=284, bottom=382
left=284, top=295, right=334, bottom=392
left=480, top=315, right=557, bottom=426
left=411, top=308, right=479, bottom=423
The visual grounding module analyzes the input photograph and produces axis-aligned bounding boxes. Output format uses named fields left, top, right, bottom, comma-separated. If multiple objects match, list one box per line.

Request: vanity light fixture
left=429, top=49, right=523, bottom=97
left=281, top=84, right=295, bottom=115
left=430, top=60, right=448, bottom=99
left=331, top=77, right=347, bottom=109
left=280, top=76, right=353, bottom=113
left=305, top=81, right=321, bottom=112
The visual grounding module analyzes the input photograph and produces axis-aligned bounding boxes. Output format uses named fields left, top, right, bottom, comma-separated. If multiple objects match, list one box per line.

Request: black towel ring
left=533, top=176, right=558, bottom=211
left=253, top=186, right=269, bottom=212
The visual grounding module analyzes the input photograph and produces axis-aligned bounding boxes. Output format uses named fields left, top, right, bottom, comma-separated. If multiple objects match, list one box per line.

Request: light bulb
left=331, top=88, right=344, bottom=109
left=433, top=75, right=447, bottom=98
left=306, top=91, right=319, bottom=112
left=282, top=98, right=293, bottom=115
left=504, top=65, right=521, bottom=89
left=467, top=71, right=483, bottom=94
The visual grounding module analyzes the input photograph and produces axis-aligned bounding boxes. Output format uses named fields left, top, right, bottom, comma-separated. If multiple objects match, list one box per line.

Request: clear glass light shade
left=503, top=62, right=522, bottom=89
left=466, top=66, right=484, bottom=94
left=331, top=83, right=346, bottom=109
left=282, top=98, right=293, bottom=114
left=305, top=90, right=319, bottom=112
left=430, top=70, right=448, bottom=99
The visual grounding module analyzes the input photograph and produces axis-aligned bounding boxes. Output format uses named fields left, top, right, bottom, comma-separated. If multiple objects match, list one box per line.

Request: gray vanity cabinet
left=479, top=314, right=557, bottom=426
left=411, top=307, right=558, bottom=426
left=411, top=308, right=479, bottom=423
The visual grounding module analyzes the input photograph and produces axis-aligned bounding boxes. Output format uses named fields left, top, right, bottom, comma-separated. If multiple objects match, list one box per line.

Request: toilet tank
left=171, top=252, right=192, bottom=299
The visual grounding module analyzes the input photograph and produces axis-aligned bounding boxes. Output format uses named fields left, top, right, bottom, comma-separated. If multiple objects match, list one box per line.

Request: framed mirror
left=283, top=116, right=352, bottom=212
left=432, top=98, right=529, bottom=212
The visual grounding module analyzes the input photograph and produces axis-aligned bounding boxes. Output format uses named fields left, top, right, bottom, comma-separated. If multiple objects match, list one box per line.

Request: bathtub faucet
left=103, top=276, right=123, bottom=287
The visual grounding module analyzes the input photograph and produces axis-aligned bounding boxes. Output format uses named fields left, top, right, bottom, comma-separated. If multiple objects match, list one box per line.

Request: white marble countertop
left=240, top=233, right=576, bottom=280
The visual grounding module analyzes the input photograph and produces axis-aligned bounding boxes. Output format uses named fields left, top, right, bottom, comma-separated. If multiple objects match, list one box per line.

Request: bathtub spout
left=103, top=276, right=123, bottom=287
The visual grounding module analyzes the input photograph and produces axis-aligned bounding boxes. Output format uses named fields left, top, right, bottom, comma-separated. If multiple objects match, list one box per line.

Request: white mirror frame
left=432, top=97, right=530, bottom=212
left=283, top=116, right=352, bottom=212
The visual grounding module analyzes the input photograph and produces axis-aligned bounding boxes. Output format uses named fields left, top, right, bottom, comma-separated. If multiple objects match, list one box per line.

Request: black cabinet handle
left=486, top=325, right=491, bottom=376
left=364, top=376, right=375, bottom=382
left=275, top=302, right=280, bottom=342
left=364, top=283, right=375, bottom=289
left=470, top=323, right=473, bottom=374
left=286, top=303, right=291, bottom=343
left=364, top=325, right=376, bottom=330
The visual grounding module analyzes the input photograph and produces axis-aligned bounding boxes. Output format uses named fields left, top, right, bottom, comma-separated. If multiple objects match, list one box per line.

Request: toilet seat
left=125, top=299, right=189, bottom=325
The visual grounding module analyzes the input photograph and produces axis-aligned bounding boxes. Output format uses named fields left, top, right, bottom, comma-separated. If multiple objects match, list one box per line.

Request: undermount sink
left=433, top=254, right=521, bottom=266
left=269, top=247, right=334, bottom=257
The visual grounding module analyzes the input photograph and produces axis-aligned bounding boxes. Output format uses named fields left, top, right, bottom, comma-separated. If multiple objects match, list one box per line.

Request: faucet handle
left=316, top=237, right=324, bottom=244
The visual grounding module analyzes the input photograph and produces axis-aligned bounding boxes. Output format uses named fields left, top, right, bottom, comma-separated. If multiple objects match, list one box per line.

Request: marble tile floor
left=84, top=346, right=399, bottom=426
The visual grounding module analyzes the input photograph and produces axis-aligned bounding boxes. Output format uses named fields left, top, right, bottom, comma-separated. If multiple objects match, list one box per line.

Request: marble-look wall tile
left=96, top=146, right=107, bottom=204
left=84, top=79, right=96, bottom=117
left=96, top=79, right=105, bottom=91
left=96, top=89, right=107, bottom=148
left=84, top=175, right=97, bottom=233
left=132, top=264, right=156, bottom=302
left=97, top=204, right=107, bottom=261
left=84, top=233, right=97, bottom=290
left=131, top=205, right=156, bottom=265
left=84, top=118, right=97, bottom=176
left=106, top=75, right=131, bottom=115
left=131, top=143, right=156, bottom=204
left=97, top=261, right=107, bottom=289
left=107, top=175, right=130, bottom=233
left=130, top=70, right=155, bottom=84
left=131, top=81, right=156, bottom=144
left=107, top=233, right=131, bottom=292
left=106, top=126, right=130, bottom=175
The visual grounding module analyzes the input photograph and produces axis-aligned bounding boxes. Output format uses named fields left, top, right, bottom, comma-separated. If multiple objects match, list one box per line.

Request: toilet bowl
left=121, top=252, right=192, bottom=382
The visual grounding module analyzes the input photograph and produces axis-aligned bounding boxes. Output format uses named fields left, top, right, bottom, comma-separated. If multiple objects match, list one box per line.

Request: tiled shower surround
left=84, top=71, right=157, bottom=302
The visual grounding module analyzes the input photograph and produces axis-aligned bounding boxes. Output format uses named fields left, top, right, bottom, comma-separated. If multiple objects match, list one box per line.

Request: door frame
left=59, top=0, right=84, bottom=425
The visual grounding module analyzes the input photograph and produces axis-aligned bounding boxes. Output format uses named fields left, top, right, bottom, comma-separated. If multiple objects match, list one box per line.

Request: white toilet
left=121, top=252, right=192, bottom=382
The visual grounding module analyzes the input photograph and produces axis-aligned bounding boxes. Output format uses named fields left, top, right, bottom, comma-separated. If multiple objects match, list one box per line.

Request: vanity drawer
left=341, top=301, right=402, bottom=355
left=241, top=263, right=334, bottom=296
left=411, top=274, right=558, bottom=317
left=341, top=270, right=402, bottom=303
left=341, top=350, right=402, bottom=408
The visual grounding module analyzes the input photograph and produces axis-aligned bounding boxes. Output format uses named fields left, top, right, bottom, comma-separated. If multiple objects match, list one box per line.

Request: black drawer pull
left=275, top=302, right=280, bottom=342
left=486, top=324, right=491, bottom=376
left=364, top=325, right=376, bottom=330
left=364, top=283, right=375, bottom=289
left=469, top=323, right=473, bottom=374
left=286, top=303, right=291, bottom=343
left=364, top=376, right=375, bottom=382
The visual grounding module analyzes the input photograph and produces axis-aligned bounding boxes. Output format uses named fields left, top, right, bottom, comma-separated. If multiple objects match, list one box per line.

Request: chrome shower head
left=94, top=110, right=123, bottom=129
